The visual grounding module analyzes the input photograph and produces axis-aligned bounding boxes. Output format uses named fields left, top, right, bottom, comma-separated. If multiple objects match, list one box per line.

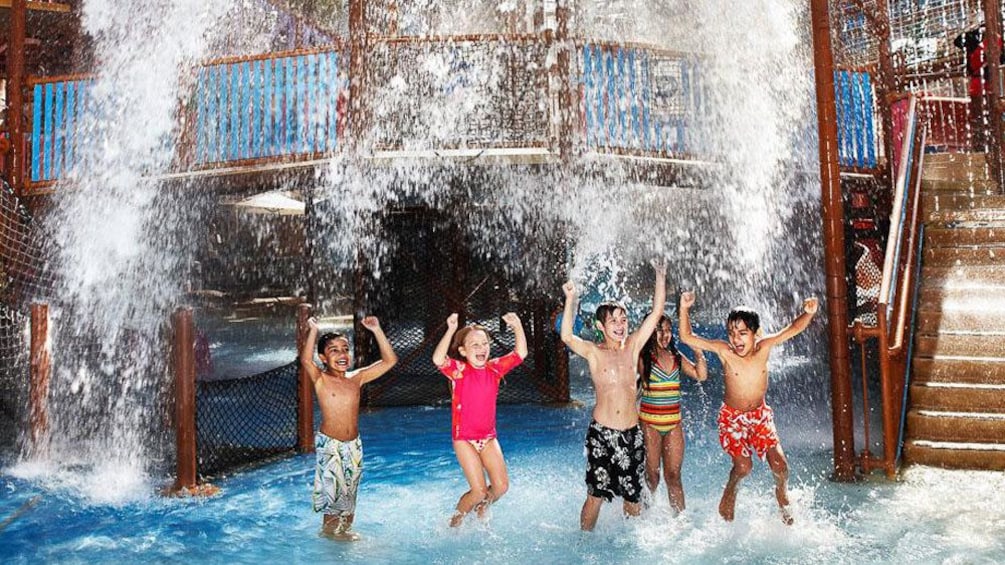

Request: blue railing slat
left=31, top=84, right=42, bottom=182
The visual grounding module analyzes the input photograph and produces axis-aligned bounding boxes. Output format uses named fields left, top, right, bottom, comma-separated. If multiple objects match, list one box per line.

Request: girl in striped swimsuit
left=638, top=314, right=708, bottom=514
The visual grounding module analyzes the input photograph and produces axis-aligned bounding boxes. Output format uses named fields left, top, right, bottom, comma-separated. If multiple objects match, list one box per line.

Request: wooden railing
left=848, top=92, right=927, bottom=478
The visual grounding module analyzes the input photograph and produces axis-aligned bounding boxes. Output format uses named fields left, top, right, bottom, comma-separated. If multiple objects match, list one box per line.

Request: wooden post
left=172, top=307, right=198, bottom=492
left=347, top=0, right=369, bottom=149
left=871, top=0, right=896, bottom=190
left=983, top=0, right=1004, bottom=191
left=810, top=0, right=857, bottom=482
left=296, top=303, right=315, bottom=453
left=554, top=0, right=573, bottom=162
left=28, top=303, right=51, bottom=453
left=6, top=0, right=27, bottom=194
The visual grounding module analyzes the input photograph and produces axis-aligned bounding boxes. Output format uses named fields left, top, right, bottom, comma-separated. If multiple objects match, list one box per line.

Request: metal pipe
left=6, top=0, right=27, bottom=194
left=810, top=0, right=857, bottom=481
left=297, top=303, right=315, bottom=453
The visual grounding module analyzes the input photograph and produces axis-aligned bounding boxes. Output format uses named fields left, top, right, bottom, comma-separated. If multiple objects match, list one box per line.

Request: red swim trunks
left=717, top=402, right=780, bottom=459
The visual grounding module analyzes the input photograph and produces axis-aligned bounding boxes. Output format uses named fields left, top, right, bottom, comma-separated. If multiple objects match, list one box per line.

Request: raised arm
left=560, top=281, right=596, bottom=359
left=502, top=312, right=528, bottom=359
left=759, top=297, right=819, bottom=349
left=630, top=260, right=667, bottom=356
left=680, top=348, right=708, bottom=382
left=678, top=291, right=732, bottom=357
left=432, top=313, right=459, bottom=367
left=299, top=317, right=322, bottom=383
left=354, top=316, right=399, bottom=384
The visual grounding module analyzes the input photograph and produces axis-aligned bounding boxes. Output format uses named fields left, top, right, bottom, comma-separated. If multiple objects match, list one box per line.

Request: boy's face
left=599, top=309, right=629, bottom=343
left=320, top=337, right=352, bottom=372
left=727, top=320, right=755, bottom=357
left=458, top=329, right=490, bottom=368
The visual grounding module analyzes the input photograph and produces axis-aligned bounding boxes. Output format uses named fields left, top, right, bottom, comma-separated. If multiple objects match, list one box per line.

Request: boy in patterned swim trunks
left=300, top=315, right=398, bottom=540
left=678, top=291, right=817, bottom=525
left=560, top=260, right=666, bottom=531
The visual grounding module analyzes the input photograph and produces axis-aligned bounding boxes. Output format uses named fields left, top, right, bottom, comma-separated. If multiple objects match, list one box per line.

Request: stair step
left=921, top=178, right=997, bottom=192
left=920, top=284, right=1005, bottom=306
left=917, top=308, right=1005, bottom=333
left=922, top=152, right=990, bottom=179
left=903, top=440, right=1005, bottom=471
left=923, top=193, right=1005, bottom=212
left=906, top=410, right=1005, bottom=443
left=921, top=246, right=1005, bottom=265
left=921, top=265, right=1005, bottom=286
left=909, top=382, right=1005, bottom=412
left=915, top=334, right=1005, bottom=357
left=925, top=208, right=1005, bottom=224
left=913, top=357, right=1005, bottom=384
left=924, top=225, right=1005, bottom=247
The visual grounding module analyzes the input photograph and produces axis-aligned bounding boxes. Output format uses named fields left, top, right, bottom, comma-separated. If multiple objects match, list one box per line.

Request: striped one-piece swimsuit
left=639, top=358, right=682, bottom=435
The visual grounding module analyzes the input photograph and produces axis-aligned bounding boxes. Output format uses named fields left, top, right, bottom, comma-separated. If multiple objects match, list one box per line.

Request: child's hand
left=307, top=317, right=319, bottom=331
left=502, top=312, right=520, bottom=328
left=446, top=313, right=459, bottom=330
left=803, top=297, right=819, bottom=315
left=681, top=291, right=696, bottom=309
left=361, top=316, right=381, bottom=332
left=562, top=281, right=577, bottom=299
left=650, top=258, right=667, bottom=275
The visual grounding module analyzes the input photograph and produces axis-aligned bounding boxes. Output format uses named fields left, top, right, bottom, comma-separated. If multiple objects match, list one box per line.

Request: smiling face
left=727, top=319, right=756, bottom=357
left=598, top=307, right=629, bottom=344
left=457, top=328, right=491, bottom=368
left=319, top=335, right=352, bottom=373
left=655, top=319, right=673, bottom=349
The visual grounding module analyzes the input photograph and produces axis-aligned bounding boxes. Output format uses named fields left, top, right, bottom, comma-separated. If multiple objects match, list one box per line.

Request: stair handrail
left=874, top=91, right=926, bottom=477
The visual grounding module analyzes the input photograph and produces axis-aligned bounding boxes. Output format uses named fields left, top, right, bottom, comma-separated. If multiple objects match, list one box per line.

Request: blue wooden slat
left=641, top=52, right=651, bottom=151
left=843, top=71, right=854, bottom=166
left=834, top=70, right=847, bottom=166
left=265, top=58, right=276, bottom=157
left=254, top=59, right=264, bottom=159
left=306, top=53, right=317, bottom=154
left=31, top=84, right=42, bottom=182
left=42, top=83, right=54, bottom=181
left=65, top=81, right=77, bottom=175
left=297, top=55, right=308, bottom=154
left=852, top=72, right=866, bottom=168
left=681, top=59, right=691, bottom=152
left=331, top=52, right=341, bottom=150
left=211, top=65, right=223, bottom=163
left=628, top=49, right=639, bottom=149
left=324, top=52, right=336, bottom=151
left=53, top=82, right=65, bottom=179
left=286, top=57, right=295, bottom=155
left=218, top=65, right=229, bottom=163
left=616, top=47, right=626, bottom=147
left=863, top=72, right=876, bottom=167
left=237, top=62, right=247, bottom=159
left=229, top=63, right=240, bottom=161
left=318, top=52, right=329, bottom=152
left=582, top=46, right=594, bottom=147
left=592, top=45, right=604, bottom=147
left=195, top=68, right=206, bottom=164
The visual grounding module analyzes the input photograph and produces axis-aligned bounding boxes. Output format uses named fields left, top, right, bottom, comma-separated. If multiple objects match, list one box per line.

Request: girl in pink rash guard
left=432, top=312, right=527, bottom=527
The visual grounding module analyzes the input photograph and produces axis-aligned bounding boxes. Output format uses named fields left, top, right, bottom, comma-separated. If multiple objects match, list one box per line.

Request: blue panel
left=263, top=58, right=274, bottom=157
left=863, top=72, right=876, bottom=167
left=286, top=57, right=295, bottom=154
left=641, top=53, right=651, bottom=151
left=306, top=53, right=318, bottom=154
left=680, top=60, right=691, bottom=152
left=238, top=62, right=248, bottom=159
left=298, top=55, right=307, bottom=154
left=52, top=82, right=64, bottom=179
left=582, top=45, right=594, bottom=147
left=326, top=52, right=338, bottom=151
left=31, top=84, right=42, bottom=182
left=219, top=65, right=229, bottom=162
left=65, top=81, right=77, bottom=174
left=628, top=49, right=639, bottom=149
left=852, top=72, right=865, bottom=168
left=195, top=68, right=206, bottom=164
left=229, top=63, right=240, bottom=161
left=616, top=47, right=626, bottom=147
left=43, top=83, right=54, bottom=181
left=605, top=47, right=616, bottom=145
left=593, top=45, right=604, bottom=147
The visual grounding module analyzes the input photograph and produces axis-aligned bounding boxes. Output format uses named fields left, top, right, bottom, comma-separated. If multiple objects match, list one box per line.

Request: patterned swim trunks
left=584, top=421, right=646, bottom=503
left=313, top=432, right=363, bottom=516
left=717, top=402, right=780, bottom=459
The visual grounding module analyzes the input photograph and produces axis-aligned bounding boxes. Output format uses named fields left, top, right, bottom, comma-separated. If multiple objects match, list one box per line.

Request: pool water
left=3, top=363, right=1005, bottom=564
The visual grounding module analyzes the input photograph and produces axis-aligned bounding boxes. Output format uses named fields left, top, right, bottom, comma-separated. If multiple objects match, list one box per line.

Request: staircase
left=903, top=152, right=1005, bottom=470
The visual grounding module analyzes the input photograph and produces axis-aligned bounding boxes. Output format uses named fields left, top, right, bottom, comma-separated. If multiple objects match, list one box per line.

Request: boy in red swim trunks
left=678, top=291, right=817, bottom=525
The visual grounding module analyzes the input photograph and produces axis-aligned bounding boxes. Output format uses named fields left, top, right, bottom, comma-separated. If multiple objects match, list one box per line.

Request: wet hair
left=317, top=332, right=349, bottom=356
left=726, top=307, right=760, bottom=334
left=449, top=324, right=492, bottom=360
left=639, top=314, right=681, bottom=391
left=594, top=301, right=627, bottom=325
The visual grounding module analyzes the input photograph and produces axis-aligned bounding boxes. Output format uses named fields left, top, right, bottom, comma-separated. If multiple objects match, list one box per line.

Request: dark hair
left=639, top=314, right=680, bottom=391
left=595, top=301, right=627, bottom=325
left=726, top=307, right=760, bottom=333
left=449, top=324, right=491, bottom=360
left=317, top=332, right=348, bottom=356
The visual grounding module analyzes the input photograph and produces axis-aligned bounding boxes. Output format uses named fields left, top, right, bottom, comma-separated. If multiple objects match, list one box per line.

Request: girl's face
left=655, top=320, right=673, bottom=349
left=458, top=329, right=490, bottom=368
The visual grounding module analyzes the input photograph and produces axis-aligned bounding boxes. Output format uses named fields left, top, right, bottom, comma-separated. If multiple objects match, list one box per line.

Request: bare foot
left=322, top=529, right=361, bottom=541
left=475, top=500, right=490, bottom=520
left=775, top=486, right=793, bottom=525
left=779, top=505, right=794, bottom=525
left=449, top=511, right=465, bottom=528
left=718, top=488, right=736, bottom=521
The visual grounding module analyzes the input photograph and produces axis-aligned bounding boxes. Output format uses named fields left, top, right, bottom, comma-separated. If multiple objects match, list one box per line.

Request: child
left=638, top=312, right=708, bottom=515
left=560, top=260, right=666, bottom=531
left=300, top=315, right=398, bottom=541
left=432, top=311, right=527, bottom=527
left=678, top=291, right=818, bottom=525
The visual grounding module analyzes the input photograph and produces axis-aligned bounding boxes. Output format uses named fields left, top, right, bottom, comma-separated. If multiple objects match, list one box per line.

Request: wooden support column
left=983, top=0, right=1004, bottom=192
left=28, top=303, right=51, bottom=453
left=810, top=0, right=857, bottom=482
left=296, top=303, right=315, bottom=453
left=347, top=0, right=369, bottom=150
left=171, top=307, right=198, bottom=492
left=871, top=0, right=896, bottom=190
left=5, top=0, right=27, bottom=195
left=554, top=0, right=573, bottom=162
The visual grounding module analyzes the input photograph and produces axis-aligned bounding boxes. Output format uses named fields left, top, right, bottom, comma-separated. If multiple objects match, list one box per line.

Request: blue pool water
left=3, top=359, right=1005, bottom=564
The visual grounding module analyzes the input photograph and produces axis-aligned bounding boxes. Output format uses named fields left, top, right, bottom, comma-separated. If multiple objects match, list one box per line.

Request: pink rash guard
left=437, top=351, right=523, bottom=441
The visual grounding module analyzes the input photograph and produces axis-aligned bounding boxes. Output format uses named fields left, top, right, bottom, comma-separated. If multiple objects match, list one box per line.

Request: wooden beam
left=0, top=1, right=71, bottom=13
